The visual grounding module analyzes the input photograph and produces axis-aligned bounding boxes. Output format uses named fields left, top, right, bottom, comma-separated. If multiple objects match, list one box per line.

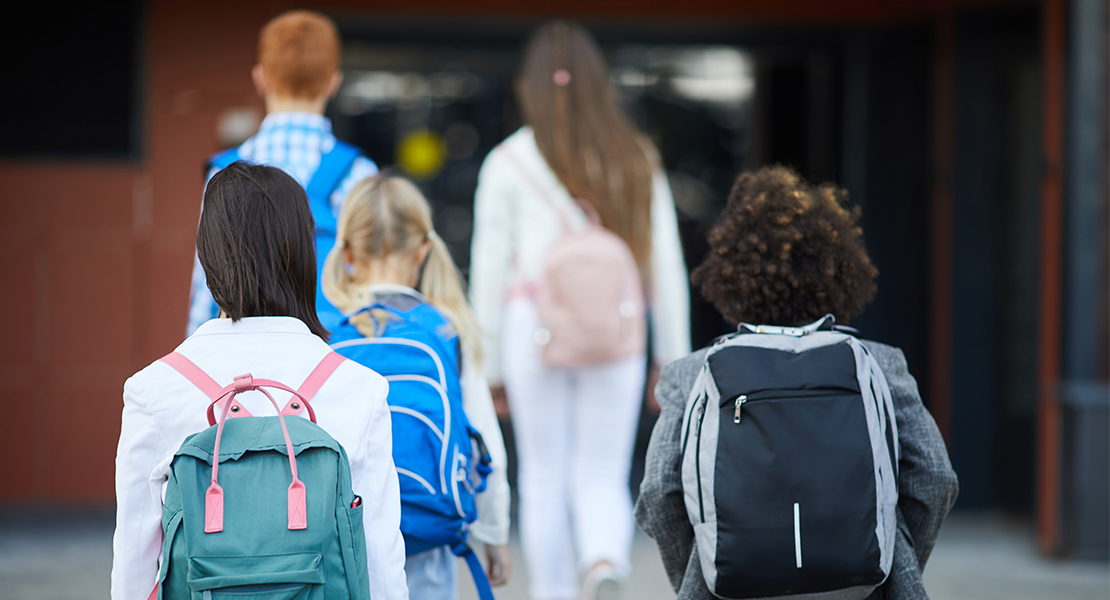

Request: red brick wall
left=0, top=165, right=140, bottom=502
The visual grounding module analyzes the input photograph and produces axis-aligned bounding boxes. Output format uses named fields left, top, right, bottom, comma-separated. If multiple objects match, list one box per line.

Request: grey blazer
left=634, top=341, right=958, bottom=600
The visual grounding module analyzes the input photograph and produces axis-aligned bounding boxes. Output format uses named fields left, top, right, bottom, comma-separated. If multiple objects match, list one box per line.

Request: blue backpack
left=330, top=301, right=495, bottom=600
left=209, top=142, right=361, bottom=331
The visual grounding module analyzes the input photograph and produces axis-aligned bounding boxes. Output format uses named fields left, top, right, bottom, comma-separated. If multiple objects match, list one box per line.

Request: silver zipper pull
left=734, top=395, right=747, bottom=423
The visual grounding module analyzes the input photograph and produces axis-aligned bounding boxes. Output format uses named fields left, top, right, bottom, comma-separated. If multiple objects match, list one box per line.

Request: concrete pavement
left=0, top=509, right=1106, bottom=600
left=458, top=514, right=1109, bottom=600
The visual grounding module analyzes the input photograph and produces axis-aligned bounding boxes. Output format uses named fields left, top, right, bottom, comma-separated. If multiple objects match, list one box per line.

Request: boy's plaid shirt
left=187, top=112, right=378, bottom=335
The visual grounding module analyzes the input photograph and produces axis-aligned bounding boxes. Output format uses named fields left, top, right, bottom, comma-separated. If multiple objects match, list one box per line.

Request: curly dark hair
left=692, top=166, right=878, bottom=327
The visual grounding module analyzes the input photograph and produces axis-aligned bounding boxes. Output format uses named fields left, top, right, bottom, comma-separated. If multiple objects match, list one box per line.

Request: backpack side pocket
left=158, top=510, right=184, bottom=600
left=336, top=500, right=369, bottom=600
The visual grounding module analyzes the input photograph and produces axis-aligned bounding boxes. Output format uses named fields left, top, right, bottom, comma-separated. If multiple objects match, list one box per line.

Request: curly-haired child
left=635, top=166, right=959, bottom=600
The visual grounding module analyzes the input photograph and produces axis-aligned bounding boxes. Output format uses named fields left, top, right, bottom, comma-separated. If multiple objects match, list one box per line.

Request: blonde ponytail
left=420, top=230, right=483, bottom=364
left=322, top=177, right=383, bottom=337
left=322, top=175, right=483, bottom=363
left=321, top=217, right=358, bottom=314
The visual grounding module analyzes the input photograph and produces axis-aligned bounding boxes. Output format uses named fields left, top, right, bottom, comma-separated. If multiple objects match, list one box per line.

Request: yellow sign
left=397, top=129, right=446, bottom=179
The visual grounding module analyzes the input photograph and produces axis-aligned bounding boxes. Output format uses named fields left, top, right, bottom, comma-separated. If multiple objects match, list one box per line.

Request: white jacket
left=111, top=317, right=408, bottom=600
left=470, top=127, right=691, bottom=384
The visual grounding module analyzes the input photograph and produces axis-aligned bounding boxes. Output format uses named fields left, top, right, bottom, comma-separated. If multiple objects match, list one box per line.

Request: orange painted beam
left=1036, top=0, right=1066, bottom=555
left=929, top=15, right=956, bottom=445
left=320, top=0, right=1024, bottom=23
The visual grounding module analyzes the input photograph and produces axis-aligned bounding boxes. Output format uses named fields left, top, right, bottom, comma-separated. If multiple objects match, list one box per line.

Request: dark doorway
left=949, top=5, right=1042, bottom=511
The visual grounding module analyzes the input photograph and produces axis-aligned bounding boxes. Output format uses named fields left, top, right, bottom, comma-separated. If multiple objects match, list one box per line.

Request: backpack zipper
left=729, top=388, right=857, bottom=425
left=733, top=395, right=747, bottom=423
left=681, top=391, right=702, bottom=457
left=694, top=398, right=708, bottom=523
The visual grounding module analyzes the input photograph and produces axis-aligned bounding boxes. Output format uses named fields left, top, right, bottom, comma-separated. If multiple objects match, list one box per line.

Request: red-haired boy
left=187, top=10, right=377, bottom=334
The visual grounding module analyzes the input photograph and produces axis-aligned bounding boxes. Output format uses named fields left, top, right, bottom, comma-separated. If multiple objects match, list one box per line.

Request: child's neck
left=265, top=94, right=328, bottom=116
left=353, top=259, right=418, bottom=290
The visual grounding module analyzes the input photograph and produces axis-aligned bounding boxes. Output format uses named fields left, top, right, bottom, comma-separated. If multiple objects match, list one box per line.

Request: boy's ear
left=252, top=65, right=268, bottom=98
left=325, top=71, right=343, bottom=100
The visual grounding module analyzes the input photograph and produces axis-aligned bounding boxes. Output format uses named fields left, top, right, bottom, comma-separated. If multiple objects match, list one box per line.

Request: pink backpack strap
left=160, top=352, right=222, bottom=399
left=499, top=146, right=578, bottom=231
left=281, top=352, right=347, bottom=417
left=160, top=352, right=255, bottom=418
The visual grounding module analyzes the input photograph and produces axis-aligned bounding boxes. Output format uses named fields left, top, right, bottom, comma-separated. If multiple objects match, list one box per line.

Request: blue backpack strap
left=346, top=303, right=402, bottom=320
left=306, top=141, right=361, bottom=233
left=452, top=543, right=495, bottom=600
left=207, top=147, right=241, bottom=172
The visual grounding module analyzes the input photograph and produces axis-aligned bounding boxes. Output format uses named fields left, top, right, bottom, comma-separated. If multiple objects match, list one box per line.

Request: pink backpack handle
left=205, top=376, right=307, bottom=533
left=205, top=378, right=315, bottom=426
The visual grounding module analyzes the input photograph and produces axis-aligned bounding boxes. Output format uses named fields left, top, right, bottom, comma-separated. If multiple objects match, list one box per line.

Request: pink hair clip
left=553, top=69, right=572, bottom=87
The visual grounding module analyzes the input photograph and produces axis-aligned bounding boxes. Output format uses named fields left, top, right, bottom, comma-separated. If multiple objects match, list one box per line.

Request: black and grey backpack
left=680, top=315, right=899, bottom=599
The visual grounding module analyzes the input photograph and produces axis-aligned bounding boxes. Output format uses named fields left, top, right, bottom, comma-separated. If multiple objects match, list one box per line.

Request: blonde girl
left=323, top=175, right=511, bottom=600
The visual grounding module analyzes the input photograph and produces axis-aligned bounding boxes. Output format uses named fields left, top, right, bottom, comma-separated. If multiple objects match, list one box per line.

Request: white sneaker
left=581, top=563, right=621, bottom=600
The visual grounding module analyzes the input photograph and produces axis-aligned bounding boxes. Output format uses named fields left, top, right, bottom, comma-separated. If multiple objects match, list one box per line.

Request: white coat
left=469, top=126, right=692, bottom=385
left=111, top=316, right=408, bottom=600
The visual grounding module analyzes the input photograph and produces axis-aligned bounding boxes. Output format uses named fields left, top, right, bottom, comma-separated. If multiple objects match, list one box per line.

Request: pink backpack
left=503, top=149, right=646, bottom=367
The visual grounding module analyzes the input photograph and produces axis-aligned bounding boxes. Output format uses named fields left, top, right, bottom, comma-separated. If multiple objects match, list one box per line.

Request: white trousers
left=405, top=546, right=457, bottom=600
left=502, top=300, right=646, bottom=600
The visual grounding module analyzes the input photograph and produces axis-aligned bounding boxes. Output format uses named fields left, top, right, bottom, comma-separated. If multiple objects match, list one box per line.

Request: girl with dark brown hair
left=470, top=20, right=690, bottom=600
left=114, top=164, right=408, bottom=600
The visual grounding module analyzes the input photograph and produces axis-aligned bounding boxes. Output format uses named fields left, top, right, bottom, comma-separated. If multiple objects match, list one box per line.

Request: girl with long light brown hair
left=470, top=20, right=691, bottom=600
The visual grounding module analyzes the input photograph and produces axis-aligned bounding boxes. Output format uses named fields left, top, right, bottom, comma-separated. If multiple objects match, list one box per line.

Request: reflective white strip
left=396, top=468, right=436, bottom=494
left=794, top=502, right=802, bottom=568
left=331, top=337, right=453, bottom=494
left=330, top=337, right=447, bottom=387
left=386, top=374, right=452, bottom=493
left=389, top=406, right=445, bottom=441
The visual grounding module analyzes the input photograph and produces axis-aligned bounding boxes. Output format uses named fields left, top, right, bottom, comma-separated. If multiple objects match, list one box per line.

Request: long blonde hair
left=323, top=175, right=482, bottom=362
left=516, top=20, right=656, bottom=274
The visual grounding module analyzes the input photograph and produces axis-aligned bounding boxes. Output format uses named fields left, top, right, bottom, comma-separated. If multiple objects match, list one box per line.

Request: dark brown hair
left=692, top=166, right=878, bottom=327
left=197, top=162, right=329, bottom=340
left=516, top=20, right=655, bottom=272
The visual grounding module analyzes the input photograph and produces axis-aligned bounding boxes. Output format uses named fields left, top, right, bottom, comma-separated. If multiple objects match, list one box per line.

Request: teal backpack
left=152, top=351, right=371, bottom=600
